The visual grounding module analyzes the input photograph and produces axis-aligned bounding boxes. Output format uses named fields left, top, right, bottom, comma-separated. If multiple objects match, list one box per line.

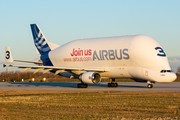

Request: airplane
left=4, top=24, right=177, bottom=88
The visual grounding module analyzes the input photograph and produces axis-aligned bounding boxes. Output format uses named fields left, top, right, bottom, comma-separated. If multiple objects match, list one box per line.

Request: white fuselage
left=49, top=35, right=176, bottom=83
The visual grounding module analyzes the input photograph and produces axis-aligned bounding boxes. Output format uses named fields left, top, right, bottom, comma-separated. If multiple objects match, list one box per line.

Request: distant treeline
left=0, top=71, right=68, bottom=82
left=0, top=68, right=180, bottom=82
left=175, top=67, right=180, bottom=82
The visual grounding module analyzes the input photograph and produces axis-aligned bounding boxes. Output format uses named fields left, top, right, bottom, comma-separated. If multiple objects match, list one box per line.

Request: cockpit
left=160, top=70, right=173, bottom=73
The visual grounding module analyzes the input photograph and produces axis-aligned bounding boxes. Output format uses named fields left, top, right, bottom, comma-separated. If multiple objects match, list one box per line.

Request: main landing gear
left=108, top=78, right=118, bottom=87
left=77, top=83, right=88, bottom=88
left=147, top=81, right=154, bottom=88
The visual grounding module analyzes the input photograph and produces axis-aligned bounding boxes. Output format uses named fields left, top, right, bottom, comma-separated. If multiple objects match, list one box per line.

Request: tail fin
left=30, top=24, right=51, bottom=55
left=5, top=47, right=13, bottom=63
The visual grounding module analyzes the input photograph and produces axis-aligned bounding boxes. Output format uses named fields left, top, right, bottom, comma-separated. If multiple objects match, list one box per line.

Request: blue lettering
left=123, top=49, right=129, bottom=59
left=109, top=50, right=115, bottom=60
left=92, top=49, right=129, bottom=61
left=99, top=50, right=102, bottom=60
left=93, top=50, right=100, bottom=61
left=6, top=51, right=10, bottom=59
left=102, top=50, right=109, bottom=60
left=155, top=47, right=166, bottom=57
left=115, top=49, right=122, bottom=60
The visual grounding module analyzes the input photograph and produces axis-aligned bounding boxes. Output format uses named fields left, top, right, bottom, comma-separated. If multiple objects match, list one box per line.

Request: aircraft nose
left=169, top=73, right=177, bottom=82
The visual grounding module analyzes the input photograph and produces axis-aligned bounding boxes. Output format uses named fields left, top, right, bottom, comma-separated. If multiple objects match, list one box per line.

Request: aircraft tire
left=115, top=83, right=118, bottom=87
left=108, top=83, right=118, bottom=87
left=111, top=83, right=115, bottom=87
left=84, top=84, right=88, bottom=88
left=147, top=84, right=153, bottom=88
left=77, top=83, right=88, bottom=88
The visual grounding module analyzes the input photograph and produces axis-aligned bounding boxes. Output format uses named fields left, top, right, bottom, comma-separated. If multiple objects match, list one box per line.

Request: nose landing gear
left=147, top=84, right=153, bottom=88
left=147, top=81, right=154, bottom=88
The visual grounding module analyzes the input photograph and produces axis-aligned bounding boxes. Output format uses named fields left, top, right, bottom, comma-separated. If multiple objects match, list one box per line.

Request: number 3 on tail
left=155, top=47, right=166, bottom=57
left=6, top=51, right=10, bottom=59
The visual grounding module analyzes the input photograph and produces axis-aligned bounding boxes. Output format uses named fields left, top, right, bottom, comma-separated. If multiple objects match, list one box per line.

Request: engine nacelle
left=79, top=72, right=101, bottom=84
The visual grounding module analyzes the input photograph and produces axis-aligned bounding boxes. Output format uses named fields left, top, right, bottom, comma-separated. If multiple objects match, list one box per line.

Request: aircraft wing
left=3, top=64, right=108, bottom=74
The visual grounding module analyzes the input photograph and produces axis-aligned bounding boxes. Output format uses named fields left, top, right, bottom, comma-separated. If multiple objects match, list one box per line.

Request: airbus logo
left=93, top=49, right=129, bottom=61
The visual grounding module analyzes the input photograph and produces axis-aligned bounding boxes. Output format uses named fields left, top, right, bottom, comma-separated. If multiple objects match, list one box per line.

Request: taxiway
left=0, top=82, right=179, bottom=92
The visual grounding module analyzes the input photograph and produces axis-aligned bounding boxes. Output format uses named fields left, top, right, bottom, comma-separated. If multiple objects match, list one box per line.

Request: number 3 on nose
left=155, top=47, right=166, bottom=57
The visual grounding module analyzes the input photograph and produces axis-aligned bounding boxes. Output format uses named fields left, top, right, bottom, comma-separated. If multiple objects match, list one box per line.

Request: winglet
left=5, top=47, right=13, bottom=63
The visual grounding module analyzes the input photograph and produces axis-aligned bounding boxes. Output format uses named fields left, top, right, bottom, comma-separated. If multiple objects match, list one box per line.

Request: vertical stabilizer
left=30, top=24, right=51, bottom=55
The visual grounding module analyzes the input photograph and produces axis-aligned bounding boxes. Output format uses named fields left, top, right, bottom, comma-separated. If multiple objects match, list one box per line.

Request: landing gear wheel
left=77, top=83, right=88, bottom=88
left=147, top=84, right=153, bottom=88
left=115, top=83, right=118, bottom=87
left=111, top=83, right=115, bottom=87
left=107, top=78, right=118, bottom=87
left=107, top=83, right=118, bottom=87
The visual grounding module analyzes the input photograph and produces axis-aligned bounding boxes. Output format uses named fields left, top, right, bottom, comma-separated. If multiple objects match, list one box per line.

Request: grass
left=0, top=91, right=179, bottom=119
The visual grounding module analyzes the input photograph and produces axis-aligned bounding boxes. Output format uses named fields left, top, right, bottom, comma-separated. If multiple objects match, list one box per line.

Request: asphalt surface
left=0, top=82, right=179, bottom=92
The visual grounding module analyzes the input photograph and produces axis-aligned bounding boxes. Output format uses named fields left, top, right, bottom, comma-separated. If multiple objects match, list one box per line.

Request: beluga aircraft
left=4, top=24, right=177, bottom=88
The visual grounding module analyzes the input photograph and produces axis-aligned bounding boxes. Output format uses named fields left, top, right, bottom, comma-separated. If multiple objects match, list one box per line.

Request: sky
left=0, top=0, right=180, bottom=72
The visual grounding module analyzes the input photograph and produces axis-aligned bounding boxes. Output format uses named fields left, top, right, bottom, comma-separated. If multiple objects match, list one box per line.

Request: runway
left=0, top=82, right=179, bottom=92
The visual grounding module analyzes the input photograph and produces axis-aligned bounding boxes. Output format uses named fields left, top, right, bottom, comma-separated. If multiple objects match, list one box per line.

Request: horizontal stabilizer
left=14, top=60, right=43, bottom=65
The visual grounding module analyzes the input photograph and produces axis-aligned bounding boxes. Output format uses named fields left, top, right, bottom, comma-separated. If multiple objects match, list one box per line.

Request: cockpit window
left=160, top=70, right=173, bottom=73
left=160, top=70, right=166, bottom=73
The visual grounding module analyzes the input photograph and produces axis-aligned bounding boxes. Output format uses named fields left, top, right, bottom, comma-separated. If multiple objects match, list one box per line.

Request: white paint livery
left=49, top=35, right=176, bottom=83
left=4, top=24, right=177, bottom=88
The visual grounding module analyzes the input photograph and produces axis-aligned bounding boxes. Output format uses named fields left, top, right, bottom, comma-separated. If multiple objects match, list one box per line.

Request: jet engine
left=79, top=72, right=101, bottom=84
